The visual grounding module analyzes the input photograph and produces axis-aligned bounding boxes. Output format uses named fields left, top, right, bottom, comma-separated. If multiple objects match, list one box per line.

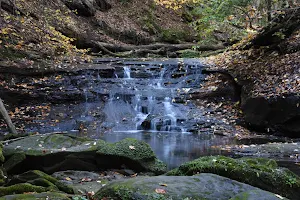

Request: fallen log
left=0, top=98, right=17, bottom=134
left=90, top=41, right=224, bottom=55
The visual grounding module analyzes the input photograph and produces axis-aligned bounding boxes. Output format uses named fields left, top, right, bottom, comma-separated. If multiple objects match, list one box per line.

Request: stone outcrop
left=242, top=95, right=300, bottom=137
left=2, top=133, right=167, bottom=175
left=94, top=173, right=283, bottom=200
left=167, top=155, right=300, bottom=200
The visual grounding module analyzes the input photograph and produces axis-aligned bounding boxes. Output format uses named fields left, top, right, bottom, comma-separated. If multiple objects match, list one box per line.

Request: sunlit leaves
left=0, top=2, right=89, bottom=64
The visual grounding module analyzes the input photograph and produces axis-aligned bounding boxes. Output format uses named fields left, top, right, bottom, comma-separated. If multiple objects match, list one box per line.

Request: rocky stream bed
left=0, top=58, right=300, bottom=199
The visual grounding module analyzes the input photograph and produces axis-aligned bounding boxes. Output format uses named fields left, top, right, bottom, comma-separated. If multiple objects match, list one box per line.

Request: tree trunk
left=0, top=98, right=18, bottom=134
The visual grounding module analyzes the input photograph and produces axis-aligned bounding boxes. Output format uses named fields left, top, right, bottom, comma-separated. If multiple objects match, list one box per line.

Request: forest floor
left=205, top=29, right=300, bottom=99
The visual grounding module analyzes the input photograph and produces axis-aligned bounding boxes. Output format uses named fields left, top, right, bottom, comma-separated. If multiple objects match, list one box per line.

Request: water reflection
left=99, top=131, right=235, bottom=169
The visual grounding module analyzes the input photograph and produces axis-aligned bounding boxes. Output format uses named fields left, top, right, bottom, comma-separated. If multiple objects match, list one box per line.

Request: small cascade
left=163, top=97, right=177, bottom=125
left=156, top=67, right=166, bottom=89
left=123, top=66, right=131, bottom=79
left=96, top=59, right=204, bottom=133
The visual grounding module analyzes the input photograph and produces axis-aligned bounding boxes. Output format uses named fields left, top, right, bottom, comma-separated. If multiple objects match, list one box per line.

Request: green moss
left=97, top=138, right=156, bottom=161
left=0, top=48, right=27, bottom=61
left=0, top=169, right=5, bottom=186
left=160, top=28, right=190, bottom=44
left=0, top=192, right=71, bottom=200
left=3, top=153, right=26, bottom=173
left=166, top=156, right=300, bottom=199
left=177, top=49, right=200, bottom=58
left=7, top=170, right=74, bottom=194
left=27, top=178, right=57, bottom=189
left=0, top=183, right=46, bottom=197
left=0, top=148, right=4, bottom=164
left=144, top=158, right=167, bottom=175
left=42, top=134, right=90, bottom=149
left=96, top=138, right=166, bottom=174
left=20, top=170, right=74, bottom=194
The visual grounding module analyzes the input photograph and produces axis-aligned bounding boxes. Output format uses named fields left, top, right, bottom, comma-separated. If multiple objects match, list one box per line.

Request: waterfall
left=123, top=66, right=131, bottom=79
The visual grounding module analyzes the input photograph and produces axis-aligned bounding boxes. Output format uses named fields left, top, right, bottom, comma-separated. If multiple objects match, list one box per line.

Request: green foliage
left=187, top=0, right=252, bottom=44
left=177, top=49, right=200, bottom=57
left=160, top=28, right=190, bottom=43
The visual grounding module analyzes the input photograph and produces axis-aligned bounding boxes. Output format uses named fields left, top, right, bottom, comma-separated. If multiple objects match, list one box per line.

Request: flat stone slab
left=94, top=173, right=284, bottom=200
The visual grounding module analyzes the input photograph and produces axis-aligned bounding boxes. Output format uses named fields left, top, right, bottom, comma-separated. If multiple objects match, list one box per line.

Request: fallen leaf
left=65, top=177, right=72, bottom=181
left=81, top=178, right=92, bottom=182
left=155, top=188, right=166, bottom=194
left=159, top=183, right=168, bottom=187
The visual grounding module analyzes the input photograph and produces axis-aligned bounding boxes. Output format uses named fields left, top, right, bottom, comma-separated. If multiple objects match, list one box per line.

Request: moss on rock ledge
left=0, top=183, right=46, bottom=197
left=167, top=156, right=300, bottom=200
left=94, top=174, right=282, bottom=200
left=7, top=170, right=74, bottom=194
left=96, top=138, right=167, bottom=175
left=3, top=134, right=166, bottom=175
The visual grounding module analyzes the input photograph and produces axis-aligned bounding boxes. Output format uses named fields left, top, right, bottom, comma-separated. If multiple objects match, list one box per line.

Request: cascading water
left=98, top=59, right=202, bottom=133
left=23, top=58, right=238, bottom=169
left=123, top=66, right=131, bottom=79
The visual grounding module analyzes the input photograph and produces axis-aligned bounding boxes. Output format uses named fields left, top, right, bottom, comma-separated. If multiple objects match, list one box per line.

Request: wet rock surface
left=2, top=133, right=166, bottom=175
left=1, top=58, right=299, bottom=199
left=94, top=173, right=282, bottom=200
left=167, top=155, right=300, bottom=200
left=242, top=95, right=300, bottom=137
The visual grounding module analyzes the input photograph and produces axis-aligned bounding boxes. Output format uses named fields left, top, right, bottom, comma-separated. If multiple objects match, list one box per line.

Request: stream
left=3, top=58, right=299, bottom=171
left=11, top=58, right=234, bottom=168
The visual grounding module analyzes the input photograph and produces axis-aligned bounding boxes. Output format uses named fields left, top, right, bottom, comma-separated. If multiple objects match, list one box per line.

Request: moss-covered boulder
left=0, top=192, right=72, bottom=200
left=3, top=133, right=166, bottom=175
left=167, top=156, right=300, bottom=200
left=6, top=170, right=74, bottom=194
left=96, top=138, right=167, bottom=175
left=94, top=173, right=283, bottom=200
left=3, top=153, right=26, bottom=174
left=0, top=183, right=47, bottom=197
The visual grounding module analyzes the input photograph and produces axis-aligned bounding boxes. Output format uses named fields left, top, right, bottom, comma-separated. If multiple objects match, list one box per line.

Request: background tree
left=155, top=0, right=299, bottom=44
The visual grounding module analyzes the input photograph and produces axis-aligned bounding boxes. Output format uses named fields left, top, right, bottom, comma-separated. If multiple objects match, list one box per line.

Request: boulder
left=94, top=173, right=283, bottom=200
left=167, top=156, right=300, bottom=200
left=2, top=134, right=166, bottom=175
left=242, top=95, right=300, bottom=137
left=6, top=170, right=74, bottom=194
left=52, top=170, right=109, bottom=194
left=96, top=138, right=167, bottom=175
left=0, top=183, right=46, bottom=197
left=215, top=142, right=300, bottom=159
